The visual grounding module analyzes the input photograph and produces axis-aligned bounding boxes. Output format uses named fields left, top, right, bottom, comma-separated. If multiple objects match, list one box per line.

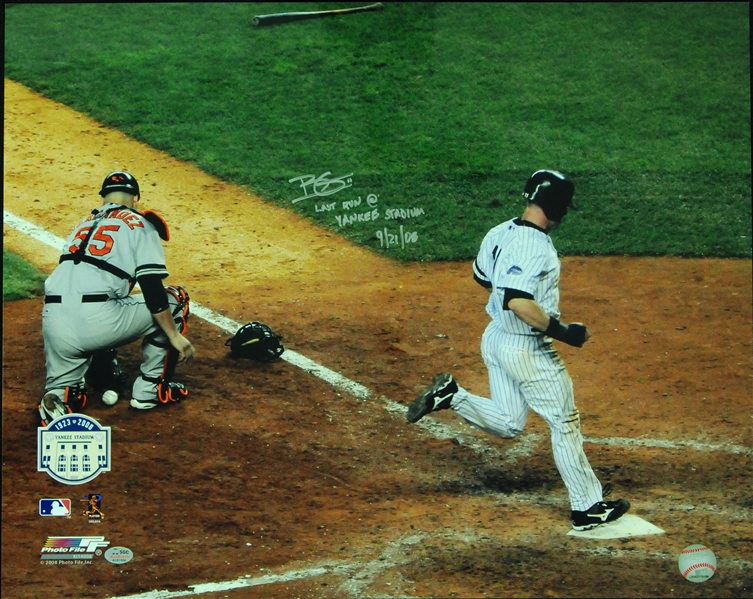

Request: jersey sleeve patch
left=496, top=247, right=548, bottom=296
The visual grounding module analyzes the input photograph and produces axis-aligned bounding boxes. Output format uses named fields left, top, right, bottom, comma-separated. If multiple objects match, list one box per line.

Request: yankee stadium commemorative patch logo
left=38, top=414, right=111, bottom=485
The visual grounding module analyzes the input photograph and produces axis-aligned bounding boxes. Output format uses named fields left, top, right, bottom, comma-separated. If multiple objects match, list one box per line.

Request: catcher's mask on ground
left=225, top=322, right=284, bottom=362
left=523, top=169, right=577, bottom=222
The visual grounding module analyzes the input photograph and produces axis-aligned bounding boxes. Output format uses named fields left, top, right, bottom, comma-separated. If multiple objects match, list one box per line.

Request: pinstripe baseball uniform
left=450, top=217, right=603, bottom=511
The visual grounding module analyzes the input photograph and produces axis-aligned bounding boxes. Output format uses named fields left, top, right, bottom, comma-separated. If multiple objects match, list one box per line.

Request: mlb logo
left=39, top=498, right=72, bottom=517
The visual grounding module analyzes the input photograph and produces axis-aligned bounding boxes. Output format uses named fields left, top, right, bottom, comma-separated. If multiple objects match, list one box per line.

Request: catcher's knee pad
left=142, top=286, right=189, bottom=350
left=165, top=285, right=190, bottom=334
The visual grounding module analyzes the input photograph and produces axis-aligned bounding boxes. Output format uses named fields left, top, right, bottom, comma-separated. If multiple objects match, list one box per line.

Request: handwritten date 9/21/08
left=376, top=225, right=418, bottom=249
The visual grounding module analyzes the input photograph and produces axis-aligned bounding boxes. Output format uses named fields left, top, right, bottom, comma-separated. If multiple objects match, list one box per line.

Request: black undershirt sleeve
left=138, top=274, right=170, bottom=314
left=502, top=288, right=534, bottom=310
left=474, top=273, right=493, bottom=289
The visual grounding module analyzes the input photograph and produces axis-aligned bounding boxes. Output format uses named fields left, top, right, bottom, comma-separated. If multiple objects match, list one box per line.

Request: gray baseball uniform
left=42, top=199, right=184, bottom=408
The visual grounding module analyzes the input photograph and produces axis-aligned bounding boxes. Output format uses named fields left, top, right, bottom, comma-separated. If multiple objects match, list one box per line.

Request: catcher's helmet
left=522, top=170, right=577, bottom=222
left=99, top=171, right=140, bottom=198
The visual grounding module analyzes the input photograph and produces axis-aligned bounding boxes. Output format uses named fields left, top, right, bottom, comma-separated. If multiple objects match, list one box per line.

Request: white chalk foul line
left=3, top=210, right=66, bottom=251
left=106, top=566, right=330, bottom=598
left=105, top=533, right=429, bottom=599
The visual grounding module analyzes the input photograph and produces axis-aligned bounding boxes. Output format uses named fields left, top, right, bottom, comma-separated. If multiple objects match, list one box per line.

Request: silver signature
left=289, top=172, right=354, bottom=203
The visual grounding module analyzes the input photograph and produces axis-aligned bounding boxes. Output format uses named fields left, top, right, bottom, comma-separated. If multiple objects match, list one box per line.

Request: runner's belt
left=44, top=294, right=111, bottom=304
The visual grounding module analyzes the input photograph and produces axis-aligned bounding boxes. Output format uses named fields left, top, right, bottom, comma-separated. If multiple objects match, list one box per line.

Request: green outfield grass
left=3, top=251, right=46, bottom=301
left=4, top=2, right=751, bottom=260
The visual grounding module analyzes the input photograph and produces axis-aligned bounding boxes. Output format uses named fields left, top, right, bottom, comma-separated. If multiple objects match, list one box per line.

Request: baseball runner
left=38, top=171, right=195, bottom=425
left=407, top=170, right=630, bottom=531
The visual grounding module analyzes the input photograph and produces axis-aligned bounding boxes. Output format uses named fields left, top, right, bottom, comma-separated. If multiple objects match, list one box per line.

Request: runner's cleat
left=406, top=372, right=458, bottom=423
left=571, top=499, right=630, bottom=531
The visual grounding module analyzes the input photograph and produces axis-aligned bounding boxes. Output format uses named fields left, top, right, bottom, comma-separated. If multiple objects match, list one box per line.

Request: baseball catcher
left=38, top=171, right=196, bottom=425
left=225, top=322, right=284, bottom=362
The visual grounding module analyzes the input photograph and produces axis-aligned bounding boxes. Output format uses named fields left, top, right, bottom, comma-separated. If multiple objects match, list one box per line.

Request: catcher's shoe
left=571, top=498, right=631, bottom=531
left=130, top=397, right=159, bottom=410
left=38, top=392, right=72, bottom=426
left=406, top=372, right=458, bottom=423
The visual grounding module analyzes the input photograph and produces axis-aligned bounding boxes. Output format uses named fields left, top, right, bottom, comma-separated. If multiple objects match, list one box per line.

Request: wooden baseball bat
left=253, top=3, right=383, bottom=27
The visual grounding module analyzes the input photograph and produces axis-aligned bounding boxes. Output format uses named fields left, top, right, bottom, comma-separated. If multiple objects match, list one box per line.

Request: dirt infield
left=3, top=78, right=752, bottom=598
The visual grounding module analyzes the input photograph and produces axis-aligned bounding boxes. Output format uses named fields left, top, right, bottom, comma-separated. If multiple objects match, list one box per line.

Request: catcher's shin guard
left=156, top=348, right=188, bottom=404
left=38, top=393, right=71, bottom=426
left=133, top=286, right=190, bottom=408
left=159, top=286, right=189, bottom=402
left=139, top=347, right=188, bottom=405
left=158, top=381, right=188, bottom=403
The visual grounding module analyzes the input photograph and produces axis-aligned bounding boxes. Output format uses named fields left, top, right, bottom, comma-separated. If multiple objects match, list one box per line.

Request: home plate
left=567, top=515, right=665, bottom=539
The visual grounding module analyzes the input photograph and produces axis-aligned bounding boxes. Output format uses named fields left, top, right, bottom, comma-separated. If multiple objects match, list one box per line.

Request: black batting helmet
left=522, top=170, right=577, bottom=222
left=99, top=171, right=140, bottom=198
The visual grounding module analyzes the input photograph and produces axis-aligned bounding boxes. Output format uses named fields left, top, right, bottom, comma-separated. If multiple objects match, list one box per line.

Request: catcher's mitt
left=225, top=321, right=284, bottom=362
